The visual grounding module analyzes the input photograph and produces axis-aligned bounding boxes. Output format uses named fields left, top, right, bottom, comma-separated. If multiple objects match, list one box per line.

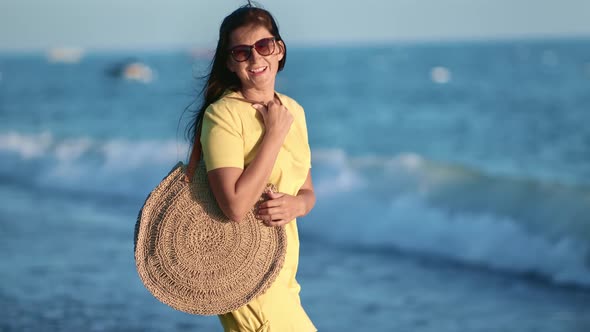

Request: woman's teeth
left=249, top=66, right=267, bottom=73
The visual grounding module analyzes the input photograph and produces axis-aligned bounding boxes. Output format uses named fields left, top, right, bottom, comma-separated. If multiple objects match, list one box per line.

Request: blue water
left=1, top=38, right=590, bottom=331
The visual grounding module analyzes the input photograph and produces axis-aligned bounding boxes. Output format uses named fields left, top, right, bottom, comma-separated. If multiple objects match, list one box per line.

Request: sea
left=1, top=38, right=590, bottom=331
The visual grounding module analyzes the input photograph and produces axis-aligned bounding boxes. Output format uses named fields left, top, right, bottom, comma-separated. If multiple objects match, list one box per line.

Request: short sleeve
left=294, top=101, right=312, bottom=169
left=200, top=103, right=244, bottom=171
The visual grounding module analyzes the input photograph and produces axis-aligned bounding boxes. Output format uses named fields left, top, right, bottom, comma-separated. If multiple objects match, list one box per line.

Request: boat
left=106, top=59, right=155, bottom=83
left=46, top=47, right=85, bottom=64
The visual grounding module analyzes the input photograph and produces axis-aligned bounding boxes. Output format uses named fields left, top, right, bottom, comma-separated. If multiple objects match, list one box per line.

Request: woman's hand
left=252, top=101, right=293, bottom=141
left=256, top=191, right=305, bottom=227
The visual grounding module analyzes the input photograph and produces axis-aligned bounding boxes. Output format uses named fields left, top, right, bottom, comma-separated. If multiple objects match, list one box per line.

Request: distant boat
left=430, top=66, right=451, bottom=84
left=105, top=59, right=155, bottom=83
left=46, top=47, right=85, bottom=64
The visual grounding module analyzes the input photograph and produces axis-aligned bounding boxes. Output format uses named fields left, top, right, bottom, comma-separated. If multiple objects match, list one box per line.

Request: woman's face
left=226, top=24, right=284, bottom=93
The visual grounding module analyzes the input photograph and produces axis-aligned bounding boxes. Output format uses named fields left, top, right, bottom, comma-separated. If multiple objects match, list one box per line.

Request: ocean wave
left=307, top=148, right=590, bottom=288
left=0, top=131, right=188, bottom=198
left=312, top=148, right=590, bottom=241
left=305, top=188, right=590, bottom=287
left=2, top=132, right=589, bottom=288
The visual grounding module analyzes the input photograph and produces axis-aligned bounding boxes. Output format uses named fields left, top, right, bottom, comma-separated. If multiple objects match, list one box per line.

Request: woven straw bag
left=134, top=123, right=287, bottom=315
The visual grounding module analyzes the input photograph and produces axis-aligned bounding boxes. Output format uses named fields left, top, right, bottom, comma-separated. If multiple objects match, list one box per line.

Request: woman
left=187, top=3, right=317, bottom=332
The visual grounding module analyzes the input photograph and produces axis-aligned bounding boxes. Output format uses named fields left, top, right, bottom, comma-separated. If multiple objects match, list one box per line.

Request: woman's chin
left=244, top=76, right=275, bottom=91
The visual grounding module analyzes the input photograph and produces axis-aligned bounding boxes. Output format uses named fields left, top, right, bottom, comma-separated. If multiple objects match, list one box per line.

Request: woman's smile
left=248, top=65, right=268, bottom=75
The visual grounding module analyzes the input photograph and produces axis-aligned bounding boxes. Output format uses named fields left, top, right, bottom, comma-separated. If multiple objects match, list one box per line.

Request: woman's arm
left=206, top=100, right=293, bottom=222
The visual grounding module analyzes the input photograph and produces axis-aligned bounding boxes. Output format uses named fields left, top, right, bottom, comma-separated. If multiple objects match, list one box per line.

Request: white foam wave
left=306, top=148, right=590, bottom=288
left=312, top=148, right=590, bottom=240
left=305, top=186, right=590, bottom=287
left=2, top=134, right=589, bottom=287
left=0, top=131, right=54, bottom=159
left=311, top=149, right=365, bottom=195
left=0, top=131, right=188, bottom=197
left=384, top=194, right=590, bottom=285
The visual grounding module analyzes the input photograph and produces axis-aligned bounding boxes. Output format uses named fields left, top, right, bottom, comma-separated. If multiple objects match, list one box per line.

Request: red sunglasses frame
left=228, top=37, right=277, bottom=62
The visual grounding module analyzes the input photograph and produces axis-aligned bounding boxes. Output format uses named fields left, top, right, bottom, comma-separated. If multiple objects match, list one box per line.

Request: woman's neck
left=239, top=88, right=276, bottom=105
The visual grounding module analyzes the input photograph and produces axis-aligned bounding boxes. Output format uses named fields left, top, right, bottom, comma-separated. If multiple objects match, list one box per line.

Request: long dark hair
left=186, top=4, right=287, bottom=147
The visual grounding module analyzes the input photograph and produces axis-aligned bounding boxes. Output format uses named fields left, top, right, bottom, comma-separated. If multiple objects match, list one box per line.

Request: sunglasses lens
left=231, top=47, right=251, bottom=62
left=254, top=38, right=275, bottom=56
left=230, top=38, right=276, bottom=62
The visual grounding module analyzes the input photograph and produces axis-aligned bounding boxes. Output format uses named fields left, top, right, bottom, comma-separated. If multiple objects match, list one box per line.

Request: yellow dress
left=200, top=90, right=317, bottom=332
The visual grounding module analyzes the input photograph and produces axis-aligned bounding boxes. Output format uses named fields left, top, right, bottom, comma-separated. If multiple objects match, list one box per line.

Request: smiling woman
left=185, top=3, right=317, bottom=332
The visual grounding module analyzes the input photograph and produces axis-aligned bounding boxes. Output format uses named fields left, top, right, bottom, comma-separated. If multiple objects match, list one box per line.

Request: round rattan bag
left=134, top=161, right=286, bottom=315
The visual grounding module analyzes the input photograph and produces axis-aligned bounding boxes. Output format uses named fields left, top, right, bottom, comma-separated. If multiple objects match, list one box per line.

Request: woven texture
left=134, top=162, right=286, bottom=315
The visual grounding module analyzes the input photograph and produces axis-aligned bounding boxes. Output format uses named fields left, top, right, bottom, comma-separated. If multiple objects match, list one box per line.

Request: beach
left=1, top=38, right=590, bottom=331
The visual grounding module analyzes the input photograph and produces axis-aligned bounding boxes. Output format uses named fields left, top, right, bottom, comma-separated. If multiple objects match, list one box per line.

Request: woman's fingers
left=258, top=206, right=282, bottom=216
left=252, top=103, right=267, bottom=119
left=257, top=212, right=286, bottom=224
left=256, top=192, right=299, bottom=227
left=266, top=100, right=279, bottom=110
left=266, top=192, right=284, bottom=199
left=256, top=206, right=283, bottom=220
left=256, top=204, right=288, bottom=225
left=257, top=213, right=284, bottom=222
left=256, top=208, right=293, bottom=227
left=258, top=198, right=282, bottom=209
left=266, top=219, right=289, bottom=227
left=260, top=217, right=288, bottom=227
left=254, top=101, right=293, bottom=139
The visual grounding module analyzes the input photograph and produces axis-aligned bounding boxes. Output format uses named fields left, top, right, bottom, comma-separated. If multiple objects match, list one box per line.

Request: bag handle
left=183, top=122, right=202, bottom=183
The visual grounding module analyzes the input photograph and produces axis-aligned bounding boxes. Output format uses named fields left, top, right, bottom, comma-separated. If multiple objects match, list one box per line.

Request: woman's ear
left=277, top=40, right=285, bottom=61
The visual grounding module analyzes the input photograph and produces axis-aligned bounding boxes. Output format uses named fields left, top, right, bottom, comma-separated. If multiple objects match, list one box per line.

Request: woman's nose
left=249, top=48, right=263, bottom=62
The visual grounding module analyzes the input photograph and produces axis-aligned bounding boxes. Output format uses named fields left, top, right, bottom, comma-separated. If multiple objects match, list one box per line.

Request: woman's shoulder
left=276, top=92, right=300, bottom=107
left=276, top=92, right=305, bottom=116
left=206, top=91, right=248, bottom=115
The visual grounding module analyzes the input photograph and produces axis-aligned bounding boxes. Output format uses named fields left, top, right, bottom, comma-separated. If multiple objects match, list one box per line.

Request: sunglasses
left=228, top=37, right=277, bottom=62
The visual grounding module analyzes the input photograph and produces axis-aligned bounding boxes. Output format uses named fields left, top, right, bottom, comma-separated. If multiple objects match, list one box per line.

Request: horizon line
left=1, top=33, right=589, bottom=54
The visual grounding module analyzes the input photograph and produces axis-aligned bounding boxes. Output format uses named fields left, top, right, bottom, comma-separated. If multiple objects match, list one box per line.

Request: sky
left=1, top=0, right=590, bottom=51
